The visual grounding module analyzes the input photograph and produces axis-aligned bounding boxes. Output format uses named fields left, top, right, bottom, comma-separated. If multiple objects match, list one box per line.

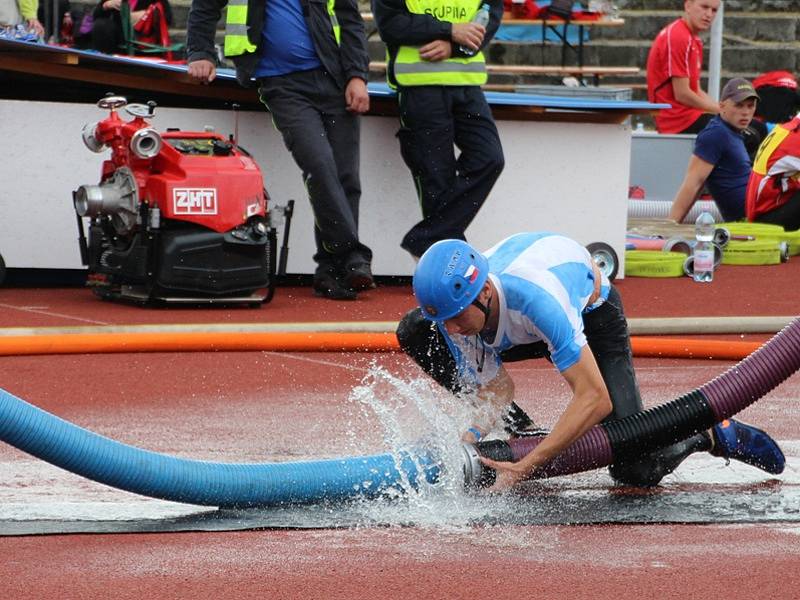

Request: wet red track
left=1, top=261, right=799, bottom=599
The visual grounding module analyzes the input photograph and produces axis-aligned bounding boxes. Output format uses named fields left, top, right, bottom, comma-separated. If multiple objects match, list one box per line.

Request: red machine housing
left=75, top=97, right=276, bottom=305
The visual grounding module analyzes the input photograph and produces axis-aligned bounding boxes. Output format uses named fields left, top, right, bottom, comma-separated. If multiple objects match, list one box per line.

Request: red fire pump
left=74, top=96, right=278, bottom=305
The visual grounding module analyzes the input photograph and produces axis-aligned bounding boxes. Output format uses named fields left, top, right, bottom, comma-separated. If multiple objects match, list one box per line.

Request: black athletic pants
left=396, top=286, right=710, bottom=486
left=259, top=68, right=372, bottom=272
left=396, top=85, right=504, bottom=258
left=754, top=190, right=800, bottom=231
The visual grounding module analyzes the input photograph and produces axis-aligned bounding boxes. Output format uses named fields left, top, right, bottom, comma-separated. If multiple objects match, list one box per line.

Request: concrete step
left=368, top=38, right=800, bottom=77
left=67, top=0, right=800, bottom=80
left=617, top=0, right=800, bottom=11
left=592, top=10, right=800, bottom=43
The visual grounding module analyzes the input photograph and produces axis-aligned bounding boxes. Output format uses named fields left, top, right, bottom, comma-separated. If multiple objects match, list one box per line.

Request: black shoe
left=313, top=271, right=357, bottom=300
left=344, top=262, right=375, bottom=291
left=503, top=402, right=545, bottom=437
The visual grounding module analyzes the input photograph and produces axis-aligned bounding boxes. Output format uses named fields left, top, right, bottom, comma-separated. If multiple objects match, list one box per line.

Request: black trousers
left=753, top=190, right=800, bottom=231
left=259, top=68, right=372, bottom=271
left=396, top=286, right=710, bottom=486
left=396, top=85, right=504, bottom=258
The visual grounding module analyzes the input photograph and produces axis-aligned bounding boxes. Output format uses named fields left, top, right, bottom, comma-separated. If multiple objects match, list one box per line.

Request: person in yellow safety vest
left=372, top=0, right=505, bottom=260
left=186, top=0, right=375, bottom=300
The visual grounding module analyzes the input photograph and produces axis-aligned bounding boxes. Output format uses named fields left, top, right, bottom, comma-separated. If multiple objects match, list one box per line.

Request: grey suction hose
left=468, top=317, right=800, bottom=486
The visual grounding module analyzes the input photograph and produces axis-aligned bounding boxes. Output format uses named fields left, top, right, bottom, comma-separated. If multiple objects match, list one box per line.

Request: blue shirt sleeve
left=525, top=298, right=585, bottom=372
left=694, top=125, right=724, bottom=165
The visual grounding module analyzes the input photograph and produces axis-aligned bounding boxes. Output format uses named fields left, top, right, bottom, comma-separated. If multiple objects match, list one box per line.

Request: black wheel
left=586, top=242, right=619, bottom=281
left=0, top=253, right=5, bottom=286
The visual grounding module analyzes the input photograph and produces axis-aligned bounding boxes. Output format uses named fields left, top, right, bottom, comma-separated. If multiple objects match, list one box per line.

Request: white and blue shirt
left=439, top=232, right=611, bottom=389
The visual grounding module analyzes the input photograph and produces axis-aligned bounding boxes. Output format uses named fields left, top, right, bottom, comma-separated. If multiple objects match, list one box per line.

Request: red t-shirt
left=646, top=18, right=704, bottom=134
left=746, top=116, right=800, bottom=220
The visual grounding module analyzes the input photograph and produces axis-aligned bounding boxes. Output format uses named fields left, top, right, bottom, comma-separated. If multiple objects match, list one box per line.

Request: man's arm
left=335, top=0, right=370, bottom=83
left=480, top=346, right=613, bottom=488
left=18, top=0, right=44, bottom=36
left=668, top=154, right=715, bottom=222
left=372, top=0, right=452, bottom=47
left=186, top=0, right=227, bottom=66
left=449, top=0, right=504, bottom=58
left=671, top=77, right=720, bottom=114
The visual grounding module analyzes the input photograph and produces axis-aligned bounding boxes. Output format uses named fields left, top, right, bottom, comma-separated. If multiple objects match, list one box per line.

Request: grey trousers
left=259, top=68, right=372, bottom=270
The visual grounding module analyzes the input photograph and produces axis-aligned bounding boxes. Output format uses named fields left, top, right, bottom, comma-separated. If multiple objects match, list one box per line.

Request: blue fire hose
left=0, top=387, right=440, bottom=508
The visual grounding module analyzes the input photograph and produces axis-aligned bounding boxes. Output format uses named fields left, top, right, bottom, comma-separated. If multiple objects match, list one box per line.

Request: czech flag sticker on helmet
left=464, top=264, right=479, bottom=283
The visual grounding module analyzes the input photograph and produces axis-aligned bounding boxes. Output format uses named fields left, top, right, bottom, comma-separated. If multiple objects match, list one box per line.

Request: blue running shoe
left=711, top=418, right=785, bottom=475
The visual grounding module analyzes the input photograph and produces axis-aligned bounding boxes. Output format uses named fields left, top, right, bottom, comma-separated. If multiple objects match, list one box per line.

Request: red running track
left=0, top=261, right=799, bottom=599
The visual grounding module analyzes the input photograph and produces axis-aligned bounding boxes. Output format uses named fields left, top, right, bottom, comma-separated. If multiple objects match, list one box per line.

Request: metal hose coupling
left=462, top=440, right=514, bottom=488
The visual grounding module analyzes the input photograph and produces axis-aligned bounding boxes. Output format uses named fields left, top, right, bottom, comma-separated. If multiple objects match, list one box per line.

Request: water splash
left=346, top=363, right=513, bottom=530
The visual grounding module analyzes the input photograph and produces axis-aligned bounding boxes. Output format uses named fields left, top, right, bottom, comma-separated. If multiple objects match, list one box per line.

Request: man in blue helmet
left=397, top=232, right=785, bottom=489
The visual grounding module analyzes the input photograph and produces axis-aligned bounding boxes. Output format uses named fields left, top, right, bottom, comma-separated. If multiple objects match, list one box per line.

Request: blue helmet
left=413, top=239, right=489, bottom=322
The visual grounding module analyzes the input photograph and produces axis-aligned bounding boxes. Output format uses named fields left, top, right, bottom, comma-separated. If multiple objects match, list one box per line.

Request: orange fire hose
left=0, top=331, right=400, bottom=356
left=0, top=329, right=762, bottom=360
left=630, top=337, right=760, bottom=360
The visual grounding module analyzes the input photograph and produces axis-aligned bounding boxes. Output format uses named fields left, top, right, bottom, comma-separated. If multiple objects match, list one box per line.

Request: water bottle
left=459, top=4, right=490, bottom=57
left=693, top=212, right=716, bottom=283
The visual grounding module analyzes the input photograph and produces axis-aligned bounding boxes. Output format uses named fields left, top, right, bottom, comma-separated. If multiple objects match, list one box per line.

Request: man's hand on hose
left=187, top=59, right=217, bottom=84
left=450, top=22, right=485, bottom=53
left=420, top=39, right=452, bottom=62
left=479, top=456, right=532, bottom=491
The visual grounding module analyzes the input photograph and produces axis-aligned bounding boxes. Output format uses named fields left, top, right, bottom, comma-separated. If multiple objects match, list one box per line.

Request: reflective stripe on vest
left=223, top=0, right=340, bottom=58
left=328, top=0, right=341, bottom=45
left=393, top=0, right=486, bottom=86
left=224, top=0, right=257, bottom=56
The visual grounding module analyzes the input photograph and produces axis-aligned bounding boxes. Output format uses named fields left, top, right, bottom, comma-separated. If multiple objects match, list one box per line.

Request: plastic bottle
left=693, top=211, right=716, bottom=283
left=459, top=4, right=490, bottom=57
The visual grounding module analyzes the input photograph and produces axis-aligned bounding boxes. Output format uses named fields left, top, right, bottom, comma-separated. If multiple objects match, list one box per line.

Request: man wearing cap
left=646, top=0, right=721, bottom=134
left=668, top=78, right=759, bottom=223
left=396, top=232, right=785, bottom=489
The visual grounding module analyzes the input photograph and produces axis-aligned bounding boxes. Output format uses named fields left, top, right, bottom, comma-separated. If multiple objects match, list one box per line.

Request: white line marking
left=265, top=351, right=372, bottom=372
left=0, top=304, right=109, bottom=325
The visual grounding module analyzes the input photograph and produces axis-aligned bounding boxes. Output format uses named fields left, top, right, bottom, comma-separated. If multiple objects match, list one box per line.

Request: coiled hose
left=470, top=317, right=800, bottom=484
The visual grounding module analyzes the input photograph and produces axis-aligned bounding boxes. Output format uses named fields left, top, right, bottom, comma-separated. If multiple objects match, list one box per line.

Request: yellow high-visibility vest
left=223, top=0, right=341, bottom=58
left=392, top=0, right=487, bottom=87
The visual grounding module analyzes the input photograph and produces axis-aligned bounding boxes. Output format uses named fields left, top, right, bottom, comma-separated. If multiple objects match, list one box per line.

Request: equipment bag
left=545, top=0, right=574, bottom=19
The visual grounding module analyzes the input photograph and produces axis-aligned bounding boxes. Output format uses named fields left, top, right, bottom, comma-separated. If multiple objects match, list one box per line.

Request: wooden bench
left=369, top=62, right=640, bottom=86
left=497, top=16, right=625, bottom=71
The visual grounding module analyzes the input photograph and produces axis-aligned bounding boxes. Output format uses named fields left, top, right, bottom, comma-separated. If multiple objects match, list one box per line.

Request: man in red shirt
left=646, top=0, right=721, bottom=134
left=746, top=115, right=800, bottom=231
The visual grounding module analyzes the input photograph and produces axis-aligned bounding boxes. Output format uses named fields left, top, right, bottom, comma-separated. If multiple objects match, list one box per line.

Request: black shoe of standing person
left=313, top=268, right=357, bottom=301
left=344, top=262, right=375, bottom=292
